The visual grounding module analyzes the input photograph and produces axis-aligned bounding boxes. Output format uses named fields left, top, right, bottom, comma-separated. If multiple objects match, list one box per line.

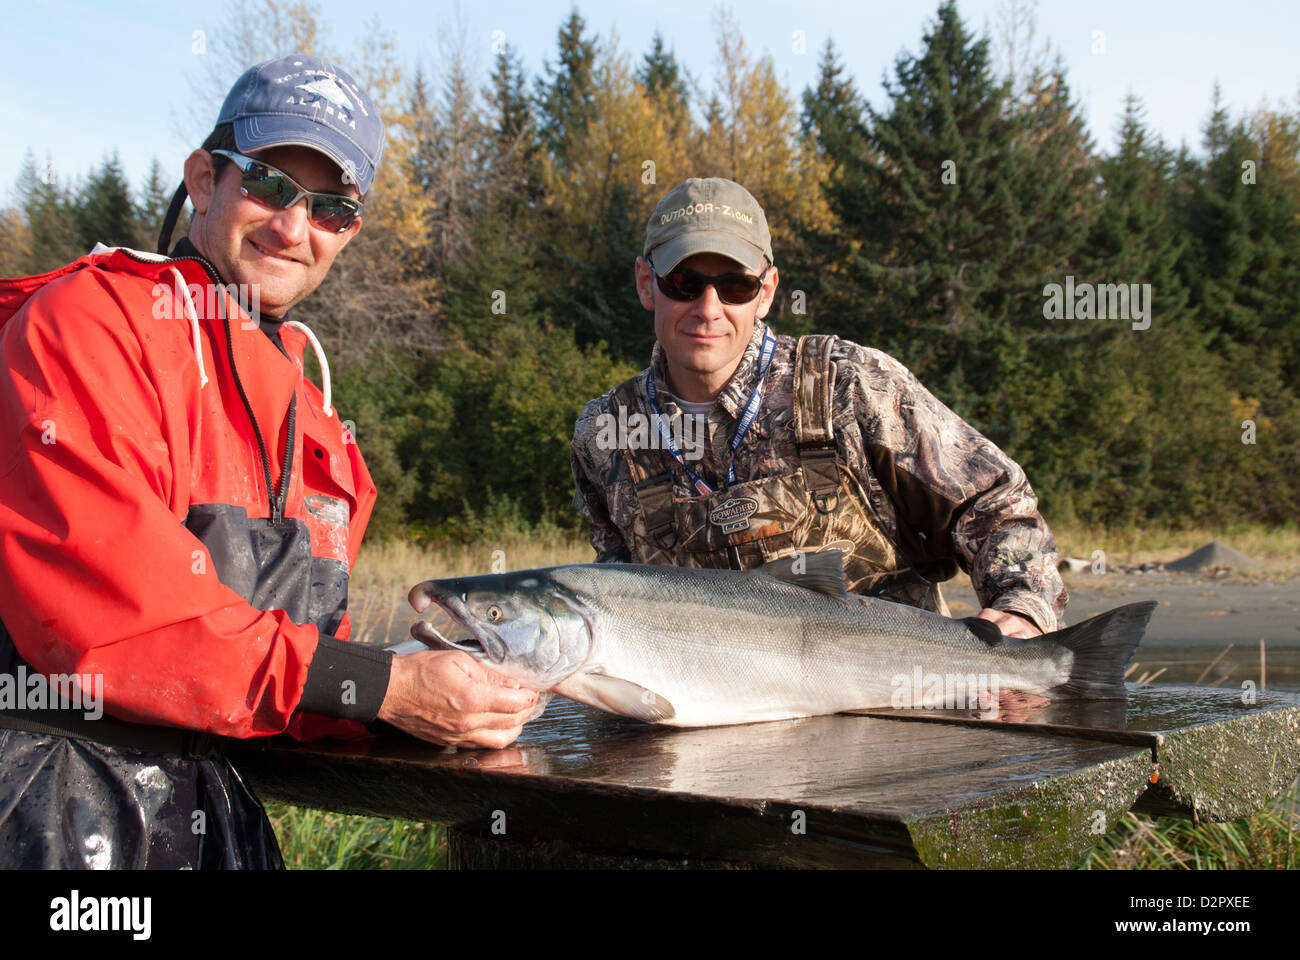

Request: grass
left=1048, top=520, right=1300, bottom=583
left=265, top=802, right=446, bottom=869
left=344, top=532, right=594, bottom=645
left=1080, top=788, right=1298, bottom=870
left=264, top=522, right=1298, bottom=869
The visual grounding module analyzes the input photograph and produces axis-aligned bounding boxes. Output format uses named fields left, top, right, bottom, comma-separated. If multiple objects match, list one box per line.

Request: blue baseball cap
left=217, top=54, right=385, bottom=195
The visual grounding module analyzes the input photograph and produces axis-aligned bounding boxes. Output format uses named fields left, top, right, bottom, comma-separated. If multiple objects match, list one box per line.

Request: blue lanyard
left=645, top=331, right=777, bottom=495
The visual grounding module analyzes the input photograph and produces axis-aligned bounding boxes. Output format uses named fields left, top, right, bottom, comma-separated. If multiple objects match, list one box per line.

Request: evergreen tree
left=16, top=151, right=80, bottom=272
left=800, top=39, right=864, bottom=166
left=549, top=179, right=650, bottom=361
left=535, top=9, right=598, bottom=167
left=485, top=43, right=539, bottom=214
left=819, top=1, right=1096, bottom=437
left=429, top=45, right=488, bottom=270
left=74, top=153, right=137, bottom=252
left=137, top=157, right=172, bottom=253
left=639, top=30, right=690, bottom=137
left=404, top=209, right=636, bottom=529
left=533, top=37, right=674, bottom=363
left=0, top=205, right=33, bottom=277
left=1182, top=86, right=1265, bottom=349
left=407, top=66, right=438, bottom=195
left=794, top=39, right=869, bottom=332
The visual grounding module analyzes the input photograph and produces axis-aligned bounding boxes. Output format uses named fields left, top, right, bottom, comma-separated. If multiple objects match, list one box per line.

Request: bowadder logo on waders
left=709, top=497, right=759, bottom=534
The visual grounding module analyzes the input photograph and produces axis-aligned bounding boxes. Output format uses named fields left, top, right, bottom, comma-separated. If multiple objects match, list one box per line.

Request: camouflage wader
left=611, top=334, right=951, bottom=615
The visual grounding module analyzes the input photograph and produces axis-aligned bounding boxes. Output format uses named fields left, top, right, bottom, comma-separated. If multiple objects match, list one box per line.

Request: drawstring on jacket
left=283, top=320, right=333, bottom=417
left=168, top=266, right=209, bottom=389
left=168, top=264, right=333, bottom=418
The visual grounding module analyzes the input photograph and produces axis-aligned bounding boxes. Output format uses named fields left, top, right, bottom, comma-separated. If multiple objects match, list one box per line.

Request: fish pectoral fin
left=555, top=672, right=676, bottom=723
left=526, top=691, right=554, bottom=723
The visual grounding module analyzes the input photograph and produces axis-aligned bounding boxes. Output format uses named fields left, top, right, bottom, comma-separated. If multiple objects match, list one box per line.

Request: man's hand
left=976, top=608, right=1042, bottom=640
left=377, top=650, right=540, bottom=749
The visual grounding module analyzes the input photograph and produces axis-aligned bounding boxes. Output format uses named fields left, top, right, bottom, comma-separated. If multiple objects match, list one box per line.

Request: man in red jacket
left=0, top=54, right=537, bottom=868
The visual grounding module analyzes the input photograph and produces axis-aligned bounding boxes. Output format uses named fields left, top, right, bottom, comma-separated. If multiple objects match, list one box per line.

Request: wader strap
left=794, top=335, right=841, bottom=514
left=611, top=378, right=679, bottom=550
left=0, top=707, right=225, bottom=760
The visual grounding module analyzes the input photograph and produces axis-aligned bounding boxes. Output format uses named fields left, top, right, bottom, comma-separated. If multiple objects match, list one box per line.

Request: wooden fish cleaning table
left=230, top=685, right=1300, bottom=868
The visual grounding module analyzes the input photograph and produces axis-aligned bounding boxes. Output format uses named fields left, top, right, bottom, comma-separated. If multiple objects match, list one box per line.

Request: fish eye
left=487, top=605, right=502, bottom=622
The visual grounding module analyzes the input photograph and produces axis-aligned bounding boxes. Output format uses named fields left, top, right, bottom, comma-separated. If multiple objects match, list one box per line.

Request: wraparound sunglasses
left=648, top=255, right=771, bottom=305
left=209, top=149, right=362, bottom=233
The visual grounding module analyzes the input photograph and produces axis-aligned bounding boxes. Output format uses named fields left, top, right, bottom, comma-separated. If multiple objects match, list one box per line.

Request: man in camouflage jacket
left=569, top=178, right=1066, bottom=638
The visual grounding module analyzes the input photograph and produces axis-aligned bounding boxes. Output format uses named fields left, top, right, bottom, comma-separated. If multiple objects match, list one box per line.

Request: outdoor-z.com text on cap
left=659, top=203, right=756, bottom=225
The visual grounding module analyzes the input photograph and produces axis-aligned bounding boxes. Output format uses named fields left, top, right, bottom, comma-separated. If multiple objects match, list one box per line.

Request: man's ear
left=183, top=150, right=221, bottom=216
left=754, top=264, right=780, bottom=320
left=634, top=256, right=656, bottom=311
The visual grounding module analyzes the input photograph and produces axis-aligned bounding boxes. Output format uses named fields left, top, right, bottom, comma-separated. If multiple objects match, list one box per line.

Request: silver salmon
left=408, top=551, right=1155, bottom=727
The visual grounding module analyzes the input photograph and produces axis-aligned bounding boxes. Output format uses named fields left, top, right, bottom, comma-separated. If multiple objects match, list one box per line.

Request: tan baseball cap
left=644, top=177, right=774, bottom=274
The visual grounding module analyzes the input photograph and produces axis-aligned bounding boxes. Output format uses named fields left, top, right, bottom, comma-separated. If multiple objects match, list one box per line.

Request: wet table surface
left=232, top=684, right=1300, bottom=869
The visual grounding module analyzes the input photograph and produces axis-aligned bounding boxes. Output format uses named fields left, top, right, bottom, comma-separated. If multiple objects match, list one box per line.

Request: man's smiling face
left=185, top=144, right=362, bottom=317
left=635, top=251, right=779, bottom=401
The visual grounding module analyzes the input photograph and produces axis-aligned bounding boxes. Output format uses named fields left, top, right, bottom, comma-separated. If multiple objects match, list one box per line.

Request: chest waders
left=612, top=334, right=950, bottom=614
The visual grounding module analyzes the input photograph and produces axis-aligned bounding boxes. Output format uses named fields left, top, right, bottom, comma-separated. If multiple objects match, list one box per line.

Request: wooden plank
left=850, top=684, right=1300, bottom=821
left=1125, top=685, right=1300, bottom=820
left=232, top=697, right=1150, bottom=868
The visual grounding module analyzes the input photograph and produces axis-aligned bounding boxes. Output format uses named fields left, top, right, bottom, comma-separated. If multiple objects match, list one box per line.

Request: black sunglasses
left=210, top=149, right=362, bottom=233
left=648, top=256, right=771, bottom=305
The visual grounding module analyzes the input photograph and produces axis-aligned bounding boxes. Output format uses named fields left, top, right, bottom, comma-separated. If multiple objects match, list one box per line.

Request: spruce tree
left=795, top=39, right=868, bottom=331
left=535, top=9, right=597, bottom=167
left=639, top=30, right=690, bottom=137
left=16, top=150, right=80, bottom=272
left=75, top=153, right=137, bottom=252
left=485, top=43, right=539, bottom=214
left=800, top=39, right=864, bottom=167
left=137, top=158, right=172, bottom=252
left=819, top=4, right=1100, bottom=447
left=1183, top=87, right=1264, bottom=350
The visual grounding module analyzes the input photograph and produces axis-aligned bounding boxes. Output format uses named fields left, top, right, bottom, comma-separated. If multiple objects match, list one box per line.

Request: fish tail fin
left=1047, top=601, right=1157, bottom=699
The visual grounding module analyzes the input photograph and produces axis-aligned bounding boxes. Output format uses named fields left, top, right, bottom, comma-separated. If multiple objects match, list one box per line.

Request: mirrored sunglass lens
left=242, top=164, right=295, bottom=207
left=309, top=199, right=357, bottom=231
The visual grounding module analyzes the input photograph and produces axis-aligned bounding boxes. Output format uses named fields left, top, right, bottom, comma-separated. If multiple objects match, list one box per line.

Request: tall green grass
left=266, top=802, right=446, bottom=870
left=1080, top=792, right=1298, bottom=870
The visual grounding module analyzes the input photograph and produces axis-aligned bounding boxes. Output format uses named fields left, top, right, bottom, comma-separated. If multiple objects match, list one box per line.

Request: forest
left=2, top=1, right=1296, bottom=542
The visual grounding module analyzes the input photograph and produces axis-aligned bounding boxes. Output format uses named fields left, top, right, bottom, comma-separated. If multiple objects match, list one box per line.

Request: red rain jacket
left=0, top=247, right=380, bottom=741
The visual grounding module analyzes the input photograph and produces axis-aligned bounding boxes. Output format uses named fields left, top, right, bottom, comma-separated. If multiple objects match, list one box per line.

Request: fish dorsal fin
left=554, top=672, right=676, bottom=723
left=961, top=617, right=1004, bottom=647
left=756, top=549, right=847, bottom=596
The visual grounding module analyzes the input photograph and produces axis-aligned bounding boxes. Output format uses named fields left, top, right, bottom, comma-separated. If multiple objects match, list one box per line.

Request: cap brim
left=235, top=115, right=374, bottom=194
left=647, top=231, right=766, bottom=274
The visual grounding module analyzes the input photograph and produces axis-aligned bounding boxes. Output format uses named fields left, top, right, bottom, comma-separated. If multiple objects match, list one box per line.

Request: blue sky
left=3, top=0, right=1296, bottom=202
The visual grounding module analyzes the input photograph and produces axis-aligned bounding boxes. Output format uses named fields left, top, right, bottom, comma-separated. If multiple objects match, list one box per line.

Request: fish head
left=408, top=570, right=593, bottom=690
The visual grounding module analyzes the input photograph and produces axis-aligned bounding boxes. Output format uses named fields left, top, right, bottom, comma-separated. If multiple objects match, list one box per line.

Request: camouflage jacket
left=570, top=322, right=1068, bottom=633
